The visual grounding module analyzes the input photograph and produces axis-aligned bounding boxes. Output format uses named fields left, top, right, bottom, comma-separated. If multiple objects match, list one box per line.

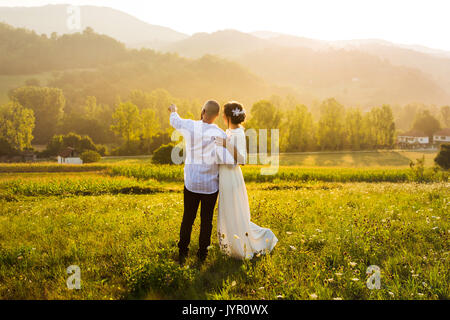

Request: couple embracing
left=168, top=100, right=278, bottom=265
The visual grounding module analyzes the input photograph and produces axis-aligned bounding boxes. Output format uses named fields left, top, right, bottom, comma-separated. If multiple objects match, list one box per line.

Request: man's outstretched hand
left=168, top=104, right=177, bottom=113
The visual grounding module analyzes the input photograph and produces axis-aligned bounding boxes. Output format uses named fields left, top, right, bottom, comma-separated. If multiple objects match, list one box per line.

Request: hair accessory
left=232, top=108, right=245, bottom=117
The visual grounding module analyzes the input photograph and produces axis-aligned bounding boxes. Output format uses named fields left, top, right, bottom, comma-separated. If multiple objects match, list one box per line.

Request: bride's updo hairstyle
left=223, top=101, right=246, bottom=125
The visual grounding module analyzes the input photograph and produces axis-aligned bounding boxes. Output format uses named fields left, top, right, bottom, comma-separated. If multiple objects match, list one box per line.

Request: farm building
left=57, top=147, right=83, bottom=164
left=397, top=130, right=429, bottom=147
left=433, top=128, right=450, bottom=144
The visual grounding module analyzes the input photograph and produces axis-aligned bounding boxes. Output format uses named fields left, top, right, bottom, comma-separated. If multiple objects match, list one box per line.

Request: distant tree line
left=246, top=98, right=396, bottom=152
left=1, top=83, right=447, bottom=158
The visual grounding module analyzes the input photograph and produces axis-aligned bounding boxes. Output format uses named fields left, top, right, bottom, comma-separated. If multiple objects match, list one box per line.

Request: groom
left=168, top=100, right=234, bottom=265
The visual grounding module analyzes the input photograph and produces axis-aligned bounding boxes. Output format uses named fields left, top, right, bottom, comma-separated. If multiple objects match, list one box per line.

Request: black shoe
left=197, top=252, right=207, bottom=264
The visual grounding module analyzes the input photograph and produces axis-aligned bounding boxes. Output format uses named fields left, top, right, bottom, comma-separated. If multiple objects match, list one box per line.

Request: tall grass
left=0, top=181, right=448, bottom=299
left=0, top=162, right=109, bottom=173
left=108, top=165, right=448, bottom=183
left=0, top=175, right=164, bottom=198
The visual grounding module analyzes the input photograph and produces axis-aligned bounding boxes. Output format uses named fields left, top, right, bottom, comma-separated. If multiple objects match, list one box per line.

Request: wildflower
left=335, top=272, right=343, bottom=276
left=234, top=234, right=240, bottom=240
left=286, top=231, right=293, bottom=235
left=309, top=293, right=318, bottom=299
left=349, top=261, right=357, bottom=267
left=231, top=281, right=236, bottom=287
left=351, top=278, right=359, bottom=282
left=258, top=287, right=264, bottom=290
left=289, top=245, right=297, bottom=251
left=333, top=297, right=342, bottom=300
left=388, top=292, right=395, bottom=297
left=276, top=295, right=283, bottom=299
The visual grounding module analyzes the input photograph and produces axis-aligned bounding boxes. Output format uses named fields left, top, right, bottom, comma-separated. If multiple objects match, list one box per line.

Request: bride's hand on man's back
left=215, top=136, right=226, bottom=148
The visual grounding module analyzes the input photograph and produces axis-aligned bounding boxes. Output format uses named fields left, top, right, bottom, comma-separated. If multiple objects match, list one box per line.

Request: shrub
left=80, top=150, right=101, bottom=163
left=434, top=143, right=450, bottom=170
left=152, top=143, right=183, bottom=165
left=42, top=132, right=100, bottom=157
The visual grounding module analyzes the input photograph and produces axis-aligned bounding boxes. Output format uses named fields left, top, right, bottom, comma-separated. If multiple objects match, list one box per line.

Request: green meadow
left=0, top=155, right=448, bottom=300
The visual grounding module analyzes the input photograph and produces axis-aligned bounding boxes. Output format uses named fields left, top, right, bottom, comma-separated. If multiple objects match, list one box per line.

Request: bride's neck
left=228, top=123, right=239, bottom=130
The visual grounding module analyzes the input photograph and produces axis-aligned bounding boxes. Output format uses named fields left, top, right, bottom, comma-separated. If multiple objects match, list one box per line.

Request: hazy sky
left=1, top=0, right=450, bottom=51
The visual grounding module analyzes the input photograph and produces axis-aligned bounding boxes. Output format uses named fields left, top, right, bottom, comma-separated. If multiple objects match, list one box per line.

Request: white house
left=57, top=147, right=83, bottom=164
left=433, top=128, right=450, bottom=144
left=397, top=130, right=429, bottom=145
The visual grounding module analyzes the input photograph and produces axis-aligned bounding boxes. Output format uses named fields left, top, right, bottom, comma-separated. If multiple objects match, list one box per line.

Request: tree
left=282, top=105, right=315, bottom=152
left=345, top=108, right=363, bottom=150
left=371, top=105, right=396, bottom=148
left=58, top=96, right=114, bottom=144
left=110, top=102, right=141, bottom=148
left=152, top=143, right=179, bottom=164
left=0, top=101, right=35, bottom=151
left=440, top=106, right=450, bottom=128
left=412, top=109, right=441, bottom=140
left=247, top=100, right=282, bottom=130
left=43, top=132, right=99, bottom=156
left=317, top=98, right=345, bottom=150
left=434, top=143, right=450, bottom=170
left=80, top=150, right=101, bottom=163
left=9, top=86, right=65, bottom=144
left=140, top=108, right=160, bottom=153
left=246, top=100, right=283, bottom=154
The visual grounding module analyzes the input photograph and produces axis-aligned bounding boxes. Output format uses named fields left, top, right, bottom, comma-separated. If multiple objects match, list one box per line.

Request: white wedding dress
left=217, top=127, right=278, bottom=260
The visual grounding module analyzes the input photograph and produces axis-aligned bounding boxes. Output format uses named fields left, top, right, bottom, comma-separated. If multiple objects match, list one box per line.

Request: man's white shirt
left=170, top=112, right=235, bottom=194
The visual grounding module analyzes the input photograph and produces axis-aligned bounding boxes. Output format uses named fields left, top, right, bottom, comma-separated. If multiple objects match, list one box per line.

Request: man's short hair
left=203, top=100, right=220, bottom=117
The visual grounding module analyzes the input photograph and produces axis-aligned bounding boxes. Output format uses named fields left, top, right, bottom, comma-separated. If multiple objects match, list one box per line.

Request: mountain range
left=1, top=4, right=450, bottom=107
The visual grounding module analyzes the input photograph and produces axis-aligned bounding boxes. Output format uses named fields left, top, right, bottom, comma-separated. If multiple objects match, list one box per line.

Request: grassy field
left=0, top=159, right=448, bottom=300
left=99, top=150, right=438, bottom=167
left=278, top=150, right=438, bottom=167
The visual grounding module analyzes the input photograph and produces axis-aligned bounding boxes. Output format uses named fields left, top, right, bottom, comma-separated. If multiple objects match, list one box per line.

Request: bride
left=215, top=101, right=278, bottom=260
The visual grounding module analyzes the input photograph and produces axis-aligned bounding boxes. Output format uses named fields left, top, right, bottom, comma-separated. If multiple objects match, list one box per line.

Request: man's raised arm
left=168, top=104, right=193, bottom=132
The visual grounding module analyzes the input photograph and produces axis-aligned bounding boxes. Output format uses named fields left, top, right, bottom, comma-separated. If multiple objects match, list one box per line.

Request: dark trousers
left=178, top=186, right=219, bottom=259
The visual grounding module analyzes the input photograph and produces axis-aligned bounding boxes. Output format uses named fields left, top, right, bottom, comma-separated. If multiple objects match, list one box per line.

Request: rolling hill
left=160, top=29, right=450, bottom=106
left=2, top=4, right=450, bottom=107
left=0, top=4, right=188, bottom=48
